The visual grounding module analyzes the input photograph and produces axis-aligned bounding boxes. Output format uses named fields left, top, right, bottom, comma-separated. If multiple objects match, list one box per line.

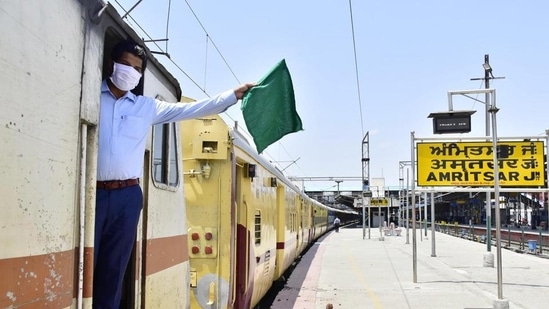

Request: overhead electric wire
left=183, top=0, right=241, bottom=84
left=164, top=0, right=171, bottom=53
left=203, top=34, right=209, bottom=91
left=470, top=80, right=485, bottom=110
left=348, top=0, right=365, bottom=137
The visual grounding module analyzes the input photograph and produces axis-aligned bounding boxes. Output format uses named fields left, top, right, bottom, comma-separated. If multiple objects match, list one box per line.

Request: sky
left=112, top=0, right=549, bottom=192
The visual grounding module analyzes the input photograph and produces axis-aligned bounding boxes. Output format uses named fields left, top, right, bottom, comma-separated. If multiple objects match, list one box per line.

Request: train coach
left=181, top=115, right=358, bottom=309
left=1, top=1, right=194, bottom=307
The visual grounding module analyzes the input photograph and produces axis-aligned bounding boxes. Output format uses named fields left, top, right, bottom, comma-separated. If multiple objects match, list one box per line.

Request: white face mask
left=110, top=62, right=142, bottom=91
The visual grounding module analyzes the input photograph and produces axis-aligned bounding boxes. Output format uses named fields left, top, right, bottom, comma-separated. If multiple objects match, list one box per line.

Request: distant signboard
left=370, top=198, right=388, bottom=206
left=417, top=141, right=545, bottom=187
left=433, top=116, right=471, bottom=134
left=428, top=111, right=474, bottom=134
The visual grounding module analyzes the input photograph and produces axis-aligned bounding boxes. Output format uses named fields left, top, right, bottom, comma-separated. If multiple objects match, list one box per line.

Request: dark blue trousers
left=93, top=185, right=143, bottom=309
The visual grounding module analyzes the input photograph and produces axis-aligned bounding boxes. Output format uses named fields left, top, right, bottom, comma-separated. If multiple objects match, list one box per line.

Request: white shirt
left=97, top=80, right=237, bottom=181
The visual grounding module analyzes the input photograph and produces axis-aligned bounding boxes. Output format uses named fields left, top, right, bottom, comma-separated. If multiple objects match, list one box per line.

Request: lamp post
left=471, top=55, right=505, bottom=253
left=335, top=180, right=343, bottom=196
left=399, top=160, right=412, bottom=244
left=406, top=169, right=410, bottom=244
left=390, top=194, right=395, bottom=225
left=375, top=186, right=384, bottom=241
left=334, top=180, right=343, bottom=207
left=362, top=132, right=370, bottom=240
left=334, top=180, right=343, bottom=208
left=488, top=97, right=505, bottom=301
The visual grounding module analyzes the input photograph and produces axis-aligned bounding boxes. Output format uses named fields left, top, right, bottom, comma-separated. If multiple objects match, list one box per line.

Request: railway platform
left=270, top=225, right=549, bottom=309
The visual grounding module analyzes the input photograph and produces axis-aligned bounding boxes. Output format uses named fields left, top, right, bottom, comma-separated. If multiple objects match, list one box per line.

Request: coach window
left=152, top=95, right=179, bottom=188
left=254, top=210, right=262, bottom=245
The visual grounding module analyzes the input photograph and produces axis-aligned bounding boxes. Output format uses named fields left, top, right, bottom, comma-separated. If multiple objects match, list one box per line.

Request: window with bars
left=254, top=210, right=261, bottom=245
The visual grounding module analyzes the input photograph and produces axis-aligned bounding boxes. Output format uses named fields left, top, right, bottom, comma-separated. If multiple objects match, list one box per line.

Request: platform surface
left=270, top=226, right=549, bottom=309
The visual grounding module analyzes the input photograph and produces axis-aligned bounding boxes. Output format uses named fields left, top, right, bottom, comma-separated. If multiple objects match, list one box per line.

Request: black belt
left=97, top=179, right=139, bottom=190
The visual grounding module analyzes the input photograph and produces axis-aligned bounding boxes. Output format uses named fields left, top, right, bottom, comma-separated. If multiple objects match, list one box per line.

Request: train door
left=295, top=199, right=300, bottom=254
left=102, top=27, right=136, bottom=309
left=100, top=29, right=145, bottom=309
left=297, top=199, right=304, bottom=251
left=235, top=162, right=253, bottom=309
left=304, top=201, right=312, bottom=245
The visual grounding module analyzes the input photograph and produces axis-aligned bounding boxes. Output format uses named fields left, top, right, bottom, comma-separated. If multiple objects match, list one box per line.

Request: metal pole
left=390, top=194, right=393, bottom=226
left=411, top=131, right=417, bottom=283
left=362, top=132, right=370, bottom=240
left=378, top=187, right=384, bottom=241
left=419, top=192, right=423, bottom=241
left=368, top=198, right=371, bottom=239
left=431, top=191, right=436, bottom=257
left=546, top=130, right=549, bottom=232
left=398, top=191, right=402, bottom=228
left=361, top=199, right=365, bottom=239
left=406, top=169, right=410, bottom=244
left=490, top=90, right=503, bottom=299
left=367, top=143, right=371, bottom=240
left=484, top=55, right=492, bottom=253
left=471, top=55, right=507, bottom=254
left=424, top=192, right=428, bottom=238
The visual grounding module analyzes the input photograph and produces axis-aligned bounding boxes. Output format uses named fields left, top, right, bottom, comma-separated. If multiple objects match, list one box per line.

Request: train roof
left=230, top=128, right=306, bottom=195
left=229, top=127, right=358, bottom=214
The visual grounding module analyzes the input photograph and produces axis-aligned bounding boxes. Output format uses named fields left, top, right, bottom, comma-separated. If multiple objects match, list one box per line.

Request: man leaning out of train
left=94, top=38, right=255, bottom=308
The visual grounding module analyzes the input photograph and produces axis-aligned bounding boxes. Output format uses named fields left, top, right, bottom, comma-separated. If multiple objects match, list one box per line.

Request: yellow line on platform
left=343, top=240, right=384, bottom=309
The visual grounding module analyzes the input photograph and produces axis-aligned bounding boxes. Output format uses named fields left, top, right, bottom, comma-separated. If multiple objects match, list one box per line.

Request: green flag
left=241, top=59, right=303, bottom=154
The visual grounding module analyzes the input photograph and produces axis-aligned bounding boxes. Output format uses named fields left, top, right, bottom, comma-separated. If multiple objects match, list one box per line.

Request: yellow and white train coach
left=1, top=1, right=193, bottom=308
left=181, top=115, right=359, bottom=309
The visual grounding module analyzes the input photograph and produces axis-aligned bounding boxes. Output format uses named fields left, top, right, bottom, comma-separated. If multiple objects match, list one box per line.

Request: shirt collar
left=101, top=79, right=138, bottom=102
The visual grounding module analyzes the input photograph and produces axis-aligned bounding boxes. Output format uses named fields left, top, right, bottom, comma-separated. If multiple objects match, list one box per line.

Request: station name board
left=417, top=141, right=545, bottom=187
